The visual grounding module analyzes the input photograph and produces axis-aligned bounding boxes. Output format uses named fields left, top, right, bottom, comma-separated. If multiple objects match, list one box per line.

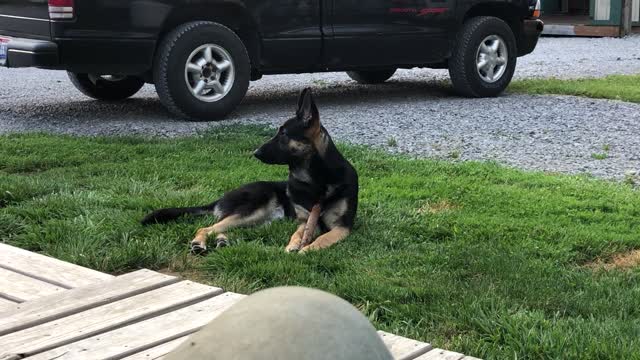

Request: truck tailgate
left=0, top=0, right=50, bottom=39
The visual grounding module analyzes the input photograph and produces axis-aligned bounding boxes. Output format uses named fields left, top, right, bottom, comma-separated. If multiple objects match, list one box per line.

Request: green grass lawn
left=509, top=74, right=640, bottom=103
left=2, top=127, right=640, bottom=359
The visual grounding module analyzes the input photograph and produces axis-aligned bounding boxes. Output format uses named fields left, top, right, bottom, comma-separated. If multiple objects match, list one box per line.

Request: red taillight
left=48, top=0, right=74, bottom=20
left=532, top=0, right=541, bottom=18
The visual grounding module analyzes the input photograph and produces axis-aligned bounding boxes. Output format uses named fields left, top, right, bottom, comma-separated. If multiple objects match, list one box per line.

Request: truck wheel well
left=158, top=6, right=261, bottom=77
left=463, top=4, right=523, bottom=49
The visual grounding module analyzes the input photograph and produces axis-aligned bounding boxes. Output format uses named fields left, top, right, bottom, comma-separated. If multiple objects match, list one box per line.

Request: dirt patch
left=417, top=200, right=460, bottom=215
left=157, top=256, right=208, bottom=282
left=156, top=268, right=183, bottom=278
left=586, top=249, right=640, bottom=271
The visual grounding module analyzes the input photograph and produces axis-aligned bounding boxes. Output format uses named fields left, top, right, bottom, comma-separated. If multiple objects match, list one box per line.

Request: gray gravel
left=1, top=36, right=640, bottom=179
left=515, top=35, right=640, bottom=79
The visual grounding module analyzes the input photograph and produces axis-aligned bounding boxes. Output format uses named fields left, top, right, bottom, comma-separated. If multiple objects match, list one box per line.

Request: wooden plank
left=378, top=331, right=432, bottom=360
left=415, top=348, right=466, bottom=360
left=0, top=244, right=112, bottom=289
left=0, top=281, right=223, bottom=358
left=30, top=292, right=246, bottom=360
left=0, top=269, right=179, bottom=336
left=0, top=298, right=18, bottom=314
left=0, top=355, right=20, bottom=360
left=0, top=268, right=65, bottom=302
left=121, top=336, right=188, bottom=360
left=542, top=24, right=622, bottom=37
left=574, top=25, right=620, bottom=37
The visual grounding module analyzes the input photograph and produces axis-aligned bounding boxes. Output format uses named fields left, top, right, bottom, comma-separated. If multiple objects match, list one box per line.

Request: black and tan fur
left=141, top=88, right=358, bottom=254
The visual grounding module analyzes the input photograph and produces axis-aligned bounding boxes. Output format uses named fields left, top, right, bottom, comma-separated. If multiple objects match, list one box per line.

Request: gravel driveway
left=1, top=36, right=640, bottom=179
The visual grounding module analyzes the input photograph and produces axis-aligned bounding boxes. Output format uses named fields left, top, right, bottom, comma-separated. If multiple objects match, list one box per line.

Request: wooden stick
left=300, top=204, right=321, bottom=248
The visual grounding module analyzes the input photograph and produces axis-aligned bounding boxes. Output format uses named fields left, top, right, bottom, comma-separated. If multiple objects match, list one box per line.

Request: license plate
left=0, top=42, right=7, bottom=66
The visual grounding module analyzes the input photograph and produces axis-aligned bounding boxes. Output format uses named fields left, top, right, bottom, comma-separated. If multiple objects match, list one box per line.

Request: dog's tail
left=141, top=201, right=218, bottom=225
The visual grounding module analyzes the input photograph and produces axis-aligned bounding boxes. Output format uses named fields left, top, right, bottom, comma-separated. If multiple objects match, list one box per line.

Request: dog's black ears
left=296, top=88, right=319, bottom=129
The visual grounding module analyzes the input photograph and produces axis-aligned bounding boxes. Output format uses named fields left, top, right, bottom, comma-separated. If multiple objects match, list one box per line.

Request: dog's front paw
left=299, top=245, right=316, bottom=254
left=190, top=240, right=208, bottom=255
left=285, top=244, right=300, bottom=253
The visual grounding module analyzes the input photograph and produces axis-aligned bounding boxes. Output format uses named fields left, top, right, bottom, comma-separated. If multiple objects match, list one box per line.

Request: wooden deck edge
left=123, top=329, right=436, bottom=360
left=542, top=23, right=623, bottom=37
left=25, top=293, right=246, bottom=360
left=0, top=283, right=225, bottom=359
left=401, top=345, right=434, bottom=360
left=0, top=270, right=181, bottom=336
left=0, top=263, right=73, bottom=290
left=0, top=267, right=67, bottom=304
left=0, top=297, right=19, bottom=313
left=0, top=293, right=22, bottom=304
left=0, top=355, right=21, bottom=360
left=0, top=244, right=484, bottom=360
left=0, top=244, right=113, bottom=289
left=416, top=348, right=466, bottom=360
left=122, top=336, right=190, bottom=360
left=99, top=329, right=198, bottom=360
left=121, top=288, right=226, bottom=330
left=378, top=331, right=433, bottom=360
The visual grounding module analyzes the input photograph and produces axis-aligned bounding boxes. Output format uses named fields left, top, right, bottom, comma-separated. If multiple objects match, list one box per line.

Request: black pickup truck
left=0, top=0, right=542, bottom=121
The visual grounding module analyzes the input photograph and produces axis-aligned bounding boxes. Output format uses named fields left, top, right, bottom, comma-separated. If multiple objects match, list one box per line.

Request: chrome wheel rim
left=475, top=35, right=508, bottom=83
left=184, top=44, right=235, bottom=102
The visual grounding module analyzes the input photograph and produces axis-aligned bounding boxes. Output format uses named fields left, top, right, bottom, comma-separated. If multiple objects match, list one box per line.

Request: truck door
left=253, top=0, right=324, bottom=71
left=325, top=0, right=455, bottom=68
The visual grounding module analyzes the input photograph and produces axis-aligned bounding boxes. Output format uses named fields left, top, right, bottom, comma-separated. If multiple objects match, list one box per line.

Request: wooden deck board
left=0, top=245, right=482, bottom=359
left=378, top=331, right=433, bottom=360
left=0, top=281, right=223, bottom=358
left=0, top=244, right=112, bottom=289
left=28, top=292, right=245, bottom=360
left=121, top=336, right=188, bottom=360
left=0, top=268, right=65, bottom=303
left=0, top=269, right=179, bottom=336
left=0, top=298, right=18, bottom=314
left=122, top=328, right=434, bottom=360
left=416, top=348, right=466, bottom=360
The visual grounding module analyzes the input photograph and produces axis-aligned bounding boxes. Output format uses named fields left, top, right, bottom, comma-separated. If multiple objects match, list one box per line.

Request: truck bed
left=0, top=0, right=50, bottom=39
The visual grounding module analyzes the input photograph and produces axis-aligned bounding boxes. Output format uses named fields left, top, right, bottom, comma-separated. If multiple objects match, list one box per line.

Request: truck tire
left=154, top=21, right=250, bottom=121
left=346, top=69, right=396, bottom=84
left=448, top=16, right=517, bottom=97
left=68, top=73, right=145, bottom=101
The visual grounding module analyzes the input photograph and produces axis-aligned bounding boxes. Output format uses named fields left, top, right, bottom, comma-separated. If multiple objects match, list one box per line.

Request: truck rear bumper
left=0, top=36, right=58, bottom=68
left=518, top=19, right=544, bottom=56
left=0, top=35, right=154, bottom=74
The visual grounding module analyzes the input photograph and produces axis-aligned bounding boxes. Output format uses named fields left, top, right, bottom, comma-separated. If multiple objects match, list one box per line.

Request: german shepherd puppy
left=142, top=88, right=358, bottom=254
